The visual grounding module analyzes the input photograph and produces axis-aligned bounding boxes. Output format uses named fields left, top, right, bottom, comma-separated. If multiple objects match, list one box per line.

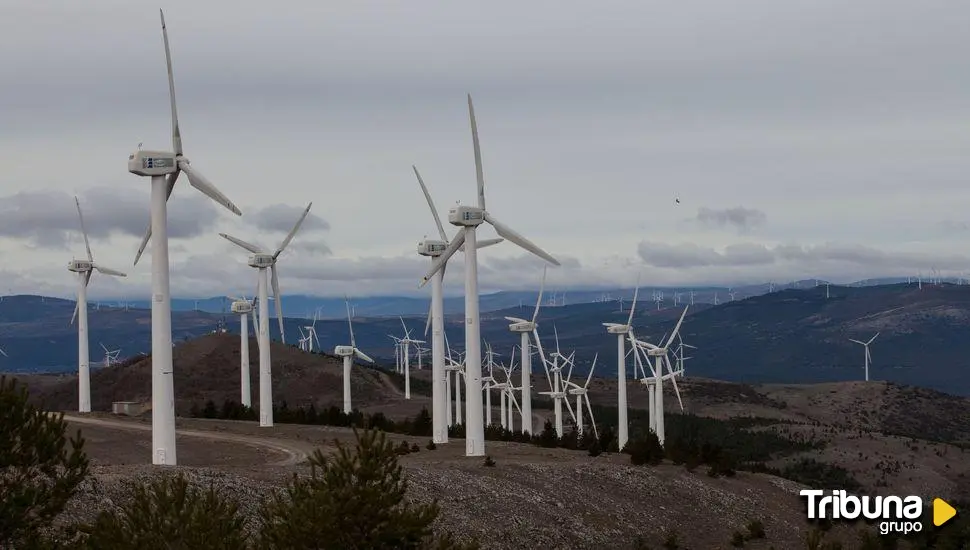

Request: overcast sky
left=2, top=0, right=970, bottom=300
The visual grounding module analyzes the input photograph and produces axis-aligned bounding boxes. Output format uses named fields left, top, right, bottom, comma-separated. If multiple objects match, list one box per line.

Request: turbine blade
left=355, top=349, right=374, bottom=363
left=664, top=354, right=684, bottom=411
left=867, top=332, right=880, bottom=345
left=0, top=346, right=6, bottom=357
left=483, top=213, right=559, bottom=266
left=345, top=296, right=356, bottom=348
left=467, top=94, right=486, bottom=210
left=220, top=233, right=264, bottom=254
left=424, top=300, right=432, bottom=338
left=159, top=9, right=182, bottom=156
left=420, top=231, right=465, bottom=288
left=94, top=264, right=127, bottom=278
left=663, top=306, right=690, bottom=349
left=133, top=170, right=179, bottom=265
left=585, top=395, right=598, bottom=440
left=627, top=276, right=641, bottom=326
left=178, top=162, right=242, bottom=216
left=82, top=270, right=93, bottom=288
left=532, top=265, right=546, bottom=324
left=74, top=197, right=93, bottom=261
left=584, top=353, right=597, bottom=388
left=271, top=266, right=284, bottom=343
left=275, top=202, right=312, bottom=258
left=412, top=165, right=449, bottom=241
left=70, top=301, right=78, bottom=326
left=476, top=237, right=503, bottom=249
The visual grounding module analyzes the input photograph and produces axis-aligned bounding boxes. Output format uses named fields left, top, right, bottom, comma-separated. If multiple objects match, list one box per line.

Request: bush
left=626, top=433, right=665, bottom=466
left=0, top=376, right=89, bottom=548
left=426, top=440, right=437, bottom=451
left=745, top=519, right=765, bottom=540
left=587, top=438, right=602, bottom=457
left=258, top=428, right=474, bottom=549
left=662, top=528, right=680, bottom=549
left=483, top=456, right=496, bottom=467
left=730, top=530, right=745, bottom=547
left=79, top=473, right=248, bottom=549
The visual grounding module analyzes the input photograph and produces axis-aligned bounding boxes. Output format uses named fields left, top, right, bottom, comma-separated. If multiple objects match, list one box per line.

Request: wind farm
left=3, top=4, right=970, bottom=549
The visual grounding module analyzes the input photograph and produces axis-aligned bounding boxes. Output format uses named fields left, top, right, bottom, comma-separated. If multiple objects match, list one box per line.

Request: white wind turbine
left=632, top=306, right=689, bottom=446
left=412, top=165, right=502, bottom=444
left=538, top=327, right=577, bottom=438
left=564, top=354, right=599, bottom=440
left=69, top=196, right=127, bottom=413
left=100, top=343, right=121, bottom=368
left=302, top=312, right=321, bottom=353
left=335, top=297, right=374, bottom=414
left=602, top=277, right=642, bottom=451
left=396, top=319, right=424, bottom=400
left=849, top=332, right=879, bottom=382
left=504, top=266, right=547, bottom=435
left=127, top=10, right=242, bottom=466
left=220, top=202, right=313, bottom=428
left=228, top=296, right=256, bottom=407
left=482, top=343, right=500, bottom=426
left=419, top=94, right=560, bottom=457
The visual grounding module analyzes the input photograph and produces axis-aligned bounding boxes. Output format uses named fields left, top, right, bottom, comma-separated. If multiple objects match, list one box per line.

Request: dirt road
left=63, top=414, right=310, bottom=467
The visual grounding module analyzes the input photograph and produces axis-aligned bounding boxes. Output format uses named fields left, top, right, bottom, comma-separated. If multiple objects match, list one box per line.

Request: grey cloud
left=0, top=187, right=220, bottom=248
left=638, top=240, right=970, bottom=271
left=485, top=253, right=582, bottom=272
left=249, top=204, right=330, bottom=234
left=696, top=207, right=767, bottom=233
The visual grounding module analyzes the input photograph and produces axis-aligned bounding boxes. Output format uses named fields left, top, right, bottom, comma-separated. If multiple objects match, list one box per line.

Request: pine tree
left=79, top=473, right=248, bottom=549
left=0, top=376, right=89, bottom=547
left=257, top=428, right=476, bottom=549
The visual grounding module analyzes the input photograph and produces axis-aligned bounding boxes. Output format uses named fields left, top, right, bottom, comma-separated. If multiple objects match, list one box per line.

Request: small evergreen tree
left=79, top=473, right=248, bottom=549
left=257, top=428, right=475, bottom=549
left=0, top=376, right=89, bottom=548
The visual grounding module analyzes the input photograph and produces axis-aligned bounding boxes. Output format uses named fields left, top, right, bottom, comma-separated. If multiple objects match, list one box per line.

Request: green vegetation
left=3, top=377, right=476, bottom=549
left=0, top=376, right=89, bottom=548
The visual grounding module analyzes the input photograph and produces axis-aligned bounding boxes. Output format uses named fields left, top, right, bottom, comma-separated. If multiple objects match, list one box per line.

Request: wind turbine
left=419, top=94, right=560, bottom=457
left=602, top=276, right=642, bottom=451
left=302, top=312, right=321, bottom=353
left=538, top=327, right=577, bottom=438
left=504, top=266, right=546, bottom=435
left=564, top=353, right=599, bottom=440
left=632, top=306, right=689, bottom=446
left=849, top=332, right=879, bottom=382
left=412, top=165, right=502, bottom=444
left=228, top=296, right=255, bottom=407
left=220, top=202, right=313, bottom=427
left=69, top=196, right=127, bottom=413
left=100, top=343, right=121, bottom=368
left=126, top=11, right=242, bottom=465
left=335, top=297, right=374, bottom=414
left=396, top=319, right=424, bottom=400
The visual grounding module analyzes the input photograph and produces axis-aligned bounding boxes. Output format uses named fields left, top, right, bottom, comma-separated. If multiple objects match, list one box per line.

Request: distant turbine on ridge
left=126, top=10, right=242, bottom=466
left=420, top=94, right=560, bottom=457
left=848, top=332, right=879, bottom=382
left=69, top=196, right=127, bottom=413
left=221, top=202, right=313, bottom=428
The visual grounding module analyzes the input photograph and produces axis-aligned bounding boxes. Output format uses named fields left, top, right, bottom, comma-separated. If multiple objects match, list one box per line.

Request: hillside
left=6, top=282, right=970, bottom=396
left=18, top=333, right=420, bottom=416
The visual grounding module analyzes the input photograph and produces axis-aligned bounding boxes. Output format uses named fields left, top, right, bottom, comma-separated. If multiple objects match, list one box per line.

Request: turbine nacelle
left=230, top=300, right=253, bottom=314
left=127, top=150, right=179, bottom=177
left=504, top=316, right=535, bottom=332
left=417, top=239, right=448, bottom=257
left=603, top=322, right=631, bottom=335
left=448, top=205, right=485, bottom=227
left=248, top=253, right=276, bottom=268
left=67, top=260, right=94, bottom=272
left=334, top=345, right=355, bottom=357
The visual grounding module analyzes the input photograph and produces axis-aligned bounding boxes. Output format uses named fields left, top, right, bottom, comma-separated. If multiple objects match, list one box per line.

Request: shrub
left=0, top=376, right=89, bottom=548
left=626, top=433, right=665, bottom=466
left=745, top=519, right=765, bottom=540
left=257, top=428, right=474, bottom=549
left=426, top=440, right=437, bottom=451
left=730, top=530, right=745, bottom=547
left=483, top=456, right=496, bottom=467
left=79, top=473, right=248, bottom=549
left=662, top=528, right=680, bottom=549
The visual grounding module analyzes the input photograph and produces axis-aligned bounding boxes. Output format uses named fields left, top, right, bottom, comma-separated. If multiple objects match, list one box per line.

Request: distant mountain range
left=65, top=276, right=932, bottom=318
left=4, top=279, right=970, bottom=395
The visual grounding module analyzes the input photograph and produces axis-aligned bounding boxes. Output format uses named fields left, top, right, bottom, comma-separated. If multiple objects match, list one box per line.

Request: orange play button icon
left=934, top=498, right=957, bottom=527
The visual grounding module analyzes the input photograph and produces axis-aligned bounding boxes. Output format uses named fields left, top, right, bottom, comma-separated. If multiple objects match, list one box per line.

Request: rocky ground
left=57, top=415, right=866, bottom=549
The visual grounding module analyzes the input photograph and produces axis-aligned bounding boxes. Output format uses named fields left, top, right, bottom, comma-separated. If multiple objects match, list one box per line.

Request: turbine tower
left=220, top=202, right=312, bottom=427
left=565, top=354, right=599, bottom=439
left=127, top=10, right=242, bottom=465
left=419, top=94, right=560, bottom=457
left=396, top=319, right=424, bottom=400
left=602, top=277, right=642, bottom=451
left=335, top=297, right=374, bottom=413
left=849, top=332, right=879, bottom=382
left=229, top=296, right=255, bottom=407
left=633, top=307, right=689, bottom=446
left=69, top=196, right=127, bottom=413
left=504, top=266, right=547, bottom=435
left=412, top=165, right=501, bottom=444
